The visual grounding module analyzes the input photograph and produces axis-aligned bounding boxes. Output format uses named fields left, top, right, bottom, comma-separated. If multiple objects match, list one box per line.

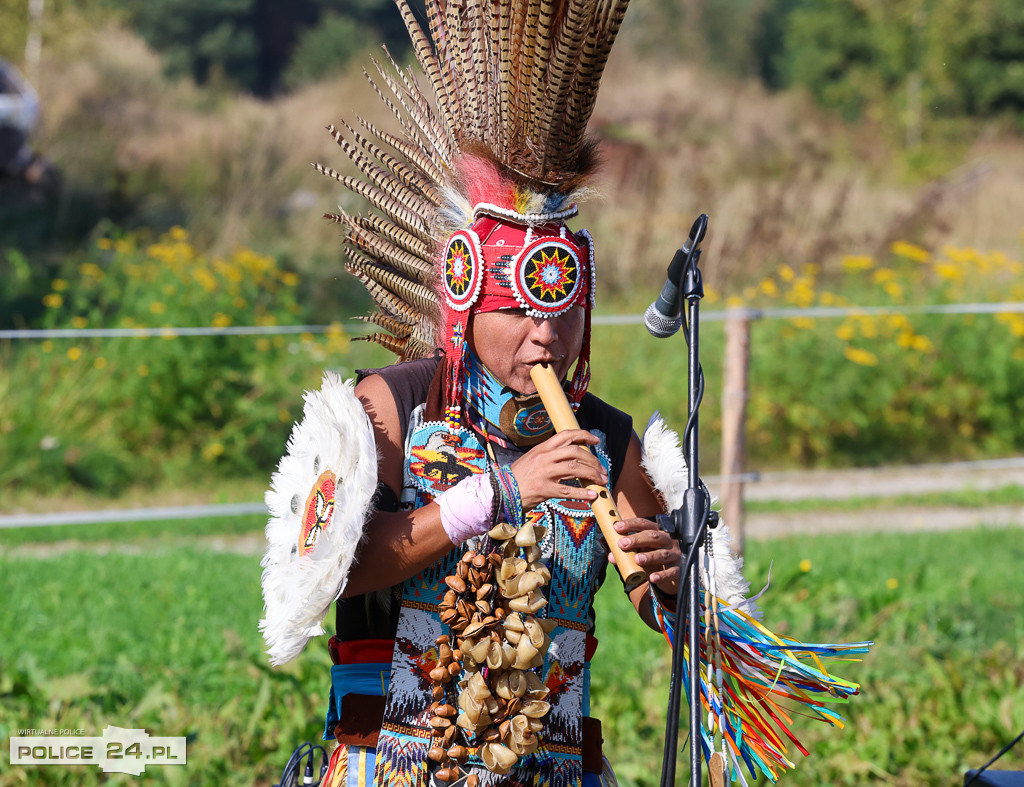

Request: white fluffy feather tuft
left=259, top=372, right=378, bottom=665
left=641, top=413, right=761, bottom=619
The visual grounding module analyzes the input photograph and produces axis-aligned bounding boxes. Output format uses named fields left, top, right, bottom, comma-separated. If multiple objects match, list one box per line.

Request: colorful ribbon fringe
left=651, top=594, right=871, bottom=785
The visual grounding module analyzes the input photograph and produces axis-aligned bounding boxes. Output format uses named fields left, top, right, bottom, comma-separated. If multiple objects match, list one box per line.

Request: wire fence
left=3, top=299, right=1023, bottom=529
left=4, top=300, right=1024, bottom=340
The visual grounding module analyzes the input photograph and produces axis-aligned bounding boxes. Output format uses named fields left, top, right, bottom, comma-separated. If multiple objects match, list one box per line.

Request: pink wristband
left=437, top=472, right=495, bottom=545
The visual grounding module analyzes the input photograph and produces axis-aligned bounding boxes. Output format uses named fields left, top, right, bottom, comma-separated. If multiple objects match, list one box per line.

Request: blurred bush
left=741, top=242, right=1024, bottom=467
left=0, top=227, right=355, bottom=495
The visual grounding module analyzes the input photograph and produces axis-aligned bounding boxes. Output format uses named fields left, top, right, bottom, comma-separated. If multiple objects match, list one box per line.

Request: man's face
left=468, top=305, right=585, bottom=395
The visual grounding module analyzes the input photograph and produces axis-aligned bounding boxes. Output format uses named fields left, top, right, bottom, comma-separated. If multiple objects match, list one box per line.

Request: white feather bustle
left=641, top=414, right=761, bottom=620
left=260, top=372, right=378, bottom=665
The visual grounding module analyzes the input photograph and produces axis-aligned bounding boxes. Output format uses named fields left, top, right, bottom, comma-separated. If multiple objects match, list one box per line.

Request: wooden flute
left=529, top=363, right=646, bottom=586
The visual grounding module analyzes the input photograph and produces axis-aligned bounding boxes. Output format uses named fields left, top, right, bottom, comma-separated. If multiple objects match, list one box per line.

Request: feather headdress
left=317, top=0, right=631, bottom=427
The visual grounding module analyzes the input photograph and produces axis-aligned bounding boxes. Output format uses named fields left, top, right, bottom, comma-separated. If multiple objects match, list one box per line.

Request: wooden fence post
left=719, top=312, right=751, bottom=556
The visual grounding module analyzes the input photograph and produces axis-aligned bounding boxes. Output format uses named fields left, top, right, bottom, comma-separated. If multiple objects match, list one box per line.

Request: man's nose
left=530, top=317, right=557, bottom=344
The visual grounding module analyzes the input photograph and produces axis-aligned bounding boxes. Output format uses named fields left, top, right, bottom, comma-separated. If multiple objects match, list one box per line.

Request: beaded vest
left=372, top=407, right=612, bottom=787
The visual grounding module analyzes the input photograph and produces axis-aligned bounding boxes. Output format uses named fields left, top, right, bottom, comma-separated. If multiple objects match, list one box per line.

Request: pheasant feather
left=317, top=0, right=634, bottom=361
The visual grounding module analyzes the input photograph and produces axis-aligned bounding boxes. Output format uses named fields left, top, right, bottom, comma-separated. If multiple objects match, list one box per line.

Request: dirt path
left=727, top=457, right=1024, bottom=502
left=706, top=458, right=1024, bottom=540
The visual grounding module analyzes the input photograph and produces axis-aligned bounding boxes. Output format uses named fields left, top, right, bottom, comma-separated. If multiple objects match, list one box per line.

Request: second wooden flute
left=529, top=363, right=646, bottom=586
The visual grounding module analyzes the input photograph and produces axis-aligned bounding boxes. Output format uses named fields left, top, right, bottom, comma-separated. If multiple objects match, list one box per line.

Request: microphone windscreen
left=644, top=303, right=682, bottom=338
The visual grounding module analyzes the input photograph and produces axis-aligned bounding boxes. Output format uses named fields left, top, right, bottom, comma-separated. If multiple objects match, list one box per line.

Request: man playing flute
left=260, top=2, right=868, bottom=785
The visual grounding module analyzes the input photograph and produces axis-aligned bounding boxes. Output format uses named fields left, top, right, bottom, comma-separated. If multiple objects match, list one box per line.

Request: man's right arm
left=338, top=374, right=457, bottom=598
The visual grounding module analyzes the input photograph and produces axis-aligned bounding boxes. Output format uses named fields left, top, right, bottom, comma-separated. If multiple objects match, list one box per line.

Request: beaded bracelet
left=486, top=467, right=502, bottom=527
left=492, top=465, right=524, bottom=530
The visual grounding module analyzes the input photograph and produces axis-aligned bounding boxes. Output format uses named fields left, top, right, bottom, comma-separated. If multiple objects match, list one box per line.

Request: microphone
left=643, top=214, right=708, bottom=338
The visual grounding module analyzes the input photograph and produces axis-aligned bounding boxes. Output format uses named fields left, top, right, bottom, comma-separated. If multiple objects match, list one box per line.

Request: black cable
left=275, top=742, right=329, bottom=787
left=963, top=727, right=1024, bottom=786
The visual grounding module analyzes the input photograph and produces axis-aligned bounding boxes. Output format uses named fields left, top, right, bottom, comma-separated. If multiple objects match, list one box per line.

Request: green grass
left=2, top=528, right=1023, bottom=785
left=591, top=527, right=1024, bottom=786
left=0, top=514, right=267, bottom=548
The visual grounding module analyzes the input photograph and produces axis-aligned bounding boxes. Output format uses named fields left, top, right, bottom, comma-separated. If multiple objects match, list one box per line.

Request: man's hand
left=612, top=517, right=681, bottom=595
left=508, top=429, right=608, bottom=510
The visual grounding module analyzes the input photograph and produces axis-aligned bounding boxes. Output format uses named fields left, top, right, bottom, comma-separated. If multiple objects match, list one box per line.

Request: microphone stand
left=655, top=214, right=720, bottom=787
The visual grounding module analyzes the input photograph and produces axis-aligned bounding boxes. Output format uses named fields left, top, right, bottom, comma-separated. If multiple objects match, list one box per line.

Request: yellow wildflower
left=786, top=279, right=815, bottom=307
left=884, top=281, right=904, bottom=299
left=725, top=295, right=744, bottom=308
left=43, top=293, right=63, bottom=308
left=78, top=262, right=105, bottom=280
left=150, top=302, right=166, bottom=315
left=211, top=313, right=232, bottom=328
left=256, top=338, right=270, bottom=352
left=278, top=409, right=292, bottom=423
left=70, top=316, right=88, bottom=329
left=886, top=578, right=899, bottom=590
left=41, top=340, right=53, bottom=353
left=67, top=347, right=82, bottom=361
left=799, top=559, right=812, bottom=573
left=911, top=335, right=934, bottom=353
left=890, top=241, right=930, bottom=263
left=935, top=263, right=964, bottom=283
left=842, top=255, right=874, bottom=271
left=137, top=365, right=149, bottom=377
left=97, top=237, right=114, bottom=251
left=759, top=278, right=779, bottom=298
left=871, top=268, right=895, bottom=283
left=93, top=357, right=108, bottom=370
left=51, top=278, right=68, bottom=291
left=169, top=225, right=189, bottom=242
left=835, top=323, right=856, bottom=341
left=281, top=272, right=300, bottom=287
left=201, top=442, right=225, bottom=462
left=844, top=346, right=879, bottom=366
left=193, top=268, right=218, bottom=293
left=776, top=264, right=795, bottom=282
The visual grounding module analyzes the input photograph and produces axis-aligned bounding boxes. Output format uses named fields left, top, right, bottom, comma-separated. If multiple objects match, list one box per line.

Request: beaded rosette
left=259, top=372, right=378, bottom=666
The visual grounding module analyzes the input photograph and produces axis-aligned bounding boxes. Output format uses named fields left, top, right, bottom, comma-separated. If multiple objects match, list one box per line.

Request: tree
left=111, top=0, right=417, bottom=95
left=780, top=0, right=1024, bottom=126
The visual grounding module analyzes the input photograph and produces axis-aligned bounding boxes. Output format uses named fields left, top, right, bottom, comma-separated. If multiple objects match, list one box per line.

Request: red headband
left=439, top=207, right=595, bottom=434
